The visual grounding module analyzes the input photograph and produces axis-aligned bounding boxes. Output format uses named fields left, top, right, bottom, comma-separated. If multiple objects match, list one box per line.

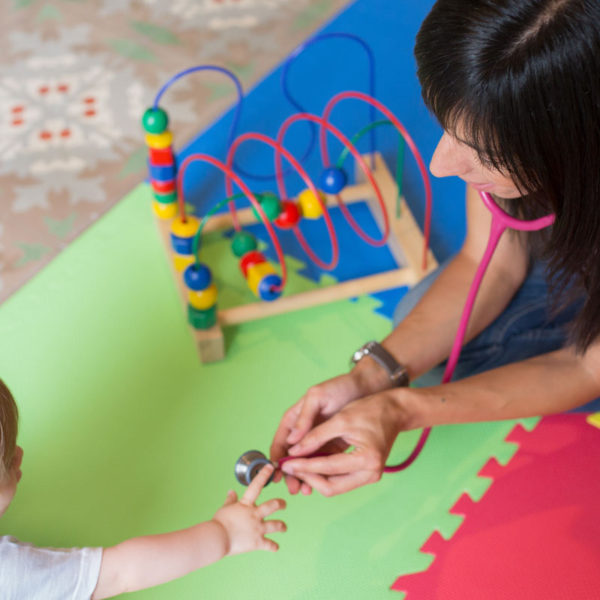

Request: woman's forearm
left=398, top=346, right=600, bottom=429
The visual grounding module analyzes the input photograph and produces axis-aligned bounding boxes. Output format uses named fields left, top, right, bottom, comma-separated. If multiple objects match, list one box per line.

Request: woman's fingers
left=270, top=402, right=302, bottom=463
left=287, top=415, right=347, bottom=458
left=295, top=470, right=375, bottom=497
left=280, top=452, right=362, bottom=477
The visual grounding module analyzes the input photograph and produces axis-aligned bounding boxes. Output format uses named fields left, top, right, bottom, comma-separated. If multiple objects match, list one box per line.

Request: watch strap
left=351, top=340, right=409, bottom=387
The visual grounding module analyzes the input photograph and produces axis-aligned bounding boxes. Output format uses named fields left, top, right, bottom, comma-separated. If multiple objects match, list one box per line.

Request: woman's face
left=430, top=130, right=522, bottom=199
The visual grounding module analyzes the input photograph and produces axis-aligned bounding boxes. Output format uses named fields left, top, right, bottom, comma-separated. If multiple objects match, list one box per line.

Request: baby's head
left=0, top=379, right=22, bottom=517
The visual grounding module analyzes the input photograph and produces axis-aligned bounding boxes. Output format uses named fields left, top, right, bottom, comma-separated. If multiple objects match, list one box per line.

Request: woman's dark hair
left=415, top=0, right=600, bottom=351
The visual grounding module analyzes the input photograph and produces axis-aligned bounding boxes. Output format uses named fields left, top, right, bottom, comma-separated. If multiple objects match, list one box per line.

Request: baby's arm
left=92, top=464, right=285, bottom=599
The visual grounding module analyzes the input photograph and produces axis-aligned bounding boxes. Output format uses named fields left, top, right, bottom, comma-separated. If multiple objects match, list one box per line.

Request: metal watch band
left=350, top=340, right=409, bottom=387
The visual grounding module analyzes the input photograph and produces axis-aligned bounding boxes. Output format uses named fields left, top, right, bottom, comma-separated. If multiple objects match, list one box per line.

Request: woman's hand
left=270, top=366, right=390, bottom=495
left=212, top=465, right=287, bottom=555
left=278, top=391, right=408, bottom=497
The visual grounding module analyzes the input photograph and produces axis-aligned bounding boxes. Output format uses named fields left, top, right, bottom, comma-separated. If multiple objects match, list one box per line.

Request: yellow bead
left=145, top=130, right=173, bottom=150
left=297, top=188, right=325, bottom=219
left=152, top=200, right=177, bottom=220
left=170, top=215, right=200, bottom=238
left=188, top=283, right=218, bottom=310
left=173, top=253, right=195, bottom=272
left=247, top=262, right=276, bottom=296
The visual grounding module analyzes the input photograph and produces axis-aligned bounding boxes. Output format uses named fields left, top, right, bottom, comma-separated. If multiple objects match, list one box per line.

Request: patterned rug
left=0, top=0, right=352, bottom=304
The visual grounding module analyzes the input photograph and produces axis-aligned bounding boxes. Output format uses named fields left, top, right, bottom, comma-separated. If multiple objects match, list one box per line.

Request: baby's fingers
left=242, top=463, right=274, bottom=505
left=222, top=489, right=238, bottom=507
left=260, top=538, right=280, bottom=552
left=263, top=519, right=287, bottom=535
left=257, top=498, right=286, bottom=519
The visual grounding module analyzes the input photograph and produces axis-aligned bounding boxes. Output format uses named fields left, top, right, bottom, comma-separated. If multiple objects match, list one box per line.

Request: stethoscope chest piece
left=234, top=450, right=275, bottom=486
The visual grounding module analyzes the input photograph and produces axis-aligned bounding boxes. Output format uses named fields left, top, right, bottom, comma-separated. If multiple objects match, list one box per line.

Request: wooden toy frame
left=155, top=152, right=437, bottom=362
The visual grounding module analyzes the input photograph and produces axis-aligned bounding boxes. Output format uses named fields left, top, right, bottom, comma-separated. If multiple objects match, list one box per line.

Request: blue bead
left=319, top=167, right=348, bottom=194
left=184, top=263, right=211, bottom=291
left=171, top=233, right=194, bottom=255
left=258, top=273, right=282, bottom=302
left=148, top=160, right=176, bottom=182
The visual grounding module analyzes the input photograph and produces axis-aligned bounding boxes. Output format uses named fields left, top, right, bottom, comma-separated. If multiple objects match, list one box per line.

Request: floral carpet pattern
left=0, top=0, right=351, bottom=303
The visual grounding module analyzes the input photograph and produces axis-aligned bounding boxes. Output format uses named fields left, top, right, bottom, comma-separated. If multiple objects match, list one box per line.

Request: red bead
left=149, top=146, right=174, bottom=166
left=152, top=179, right=176, bottom=194
left=274, top=200, right=301, bottom=229
left=239, top=250, right=267, bottom=278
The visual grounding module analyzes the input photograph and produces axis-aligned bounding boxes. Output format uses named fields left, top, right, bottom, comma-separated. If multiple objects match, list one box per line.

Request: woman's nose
left=429, top=132, right=470, bottom=178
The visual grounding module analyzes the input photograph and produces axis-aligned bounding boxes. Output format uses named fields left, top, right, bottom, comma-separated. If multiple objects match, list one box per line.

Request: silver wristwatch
left=350, top=340, right=409, bottom=387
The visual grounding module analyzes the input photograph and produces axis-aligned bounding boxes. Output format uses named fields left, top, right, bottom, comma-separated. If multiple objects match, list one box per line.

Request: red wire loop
left=177, top=153, right=288, bottom=291
left=321, top=90, right=433, bottom=271
left=226, top=131, right=340, bottom=271
left=276, top=112, right=390, bottom=247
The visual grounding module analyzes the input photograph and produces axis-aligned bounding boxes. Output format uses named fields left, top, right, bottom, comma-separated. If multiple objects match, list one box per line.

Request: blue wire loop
left=280, top=32, right=377, bottom=170
left=153, top=64, right=244, bottom=161
left=151, top=33, right=377, bottom=182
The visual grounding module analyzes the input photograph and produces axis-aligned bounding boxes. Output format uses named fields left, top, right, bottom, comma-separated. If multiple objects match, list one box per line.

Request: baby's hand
left=213, top=464, right=287, bottom=556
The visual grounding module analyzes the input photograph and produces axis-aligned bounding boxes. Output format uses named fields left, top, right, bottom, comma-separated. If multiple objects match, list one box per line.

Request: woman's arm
left=271, top=185, right=530, bottom=491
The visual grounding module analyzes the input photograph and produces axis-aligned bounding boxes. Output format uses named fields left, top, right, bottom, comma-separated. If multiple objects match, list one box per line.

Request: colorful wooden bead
left=184, top=263, right=212, bottom=291
left=149, top=162, right=176, bottom=182
left=149, top=146, right=175, bottom=166
left=188, top=283, right=218, bottom=310
left=258, top=273, right=282, bottom=301
left=152, top=199, right=177, bottom=220
left=188, top=304, right=217, bottom=330
left=173, top=253, right=195, bottom=273
left=142, top=107, right=169, bottom=134
left=231, top=231, right=258, bottom=257
left=320, top=167, right=348, bottom=194
left=239, top=250, right=267, bottom=277
left=297, top=188, right=325, bottom=219
left=247, top=262, right=276, bottom=296
left=145, top=131, right=173, bottom=150
left=170, top=216, right=200, bottom=255
left=274, top=200, right=301, bottom=229
left=154, top=190, right=177, bottom=204
left=252, top=194, right=281, bottom=222
left=151, top=179, right=176, bottom=194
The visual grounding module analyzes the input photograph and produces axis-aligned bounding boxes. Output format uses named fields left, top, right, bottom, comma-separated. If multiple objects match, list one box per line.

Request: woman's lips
left=468, top=181, right=494, bottom=192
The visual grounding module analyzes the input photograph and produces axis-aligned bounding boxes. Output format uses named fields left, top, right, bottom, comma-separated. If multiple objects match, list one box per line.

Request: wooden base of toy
left=155, top=153, right=437, bottom=362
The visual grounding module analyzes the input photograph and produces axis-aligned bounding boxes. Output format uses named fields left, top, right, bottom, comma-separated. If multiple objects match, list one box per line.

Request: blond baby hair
left=0, top=379, right=18, bottom=482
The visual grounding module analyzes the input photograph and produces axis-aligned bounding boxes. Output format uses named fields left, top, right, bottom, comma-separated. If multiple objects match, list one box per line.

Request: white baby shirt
left=0, top=535, right=102, bottom=599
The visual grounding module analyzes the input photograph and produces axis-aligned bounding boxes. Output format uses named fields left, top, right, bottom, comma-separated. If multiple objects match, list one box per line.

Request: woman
left=270, top=0, right=600, bottom=496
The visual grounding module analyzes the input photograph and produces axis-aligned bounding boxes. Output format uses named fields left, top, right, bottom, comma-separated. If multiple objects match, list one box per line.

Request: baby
left=0, top=378, right=286, bottom=599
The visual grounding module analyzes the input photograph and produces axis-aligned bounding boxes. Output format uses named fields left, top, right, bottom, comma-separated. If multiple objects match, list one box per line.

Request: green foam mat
left=0, top=185, right=525, bottom=599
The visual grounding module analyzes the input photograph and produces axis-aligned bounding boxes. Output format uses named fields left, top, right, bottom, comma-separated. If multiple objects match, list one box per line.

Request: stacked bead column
left=142, top=107, right=178, bottom=220
left=233, top=231, right=283, bottom=302
left=183, top=261, right=218, bottom=330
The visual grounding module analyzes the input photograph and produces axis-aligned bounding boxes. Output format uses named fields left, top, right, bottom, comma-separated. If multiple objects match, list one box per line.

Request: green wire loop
left=334, top=119, right=405, bottom=217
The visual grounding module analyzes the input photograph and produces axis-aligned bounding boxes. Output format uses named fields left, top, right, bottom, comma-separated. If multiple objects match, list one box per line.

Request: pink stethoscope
left=382, top=190, right=556, bottom=472
left=240, top=191, right=556, bottom=483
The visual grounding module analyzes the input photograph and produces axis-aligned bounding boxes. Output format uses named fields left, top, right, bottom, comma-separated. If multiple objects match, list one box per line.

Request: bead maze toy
left=141, top=35, right=436, bottom=363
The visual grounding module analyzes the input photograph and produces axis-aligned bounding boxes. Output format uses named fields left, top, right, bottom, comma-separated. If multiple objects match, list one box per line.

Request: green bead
left=153, top=190, right=177, bottom=204
left=142, top=107, right=169, bottom=134
left=231, top=231, right=258, bottom=257
left=188, top=304, right=217, bottom=330
left=252, top=194, right=281, bottom=222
